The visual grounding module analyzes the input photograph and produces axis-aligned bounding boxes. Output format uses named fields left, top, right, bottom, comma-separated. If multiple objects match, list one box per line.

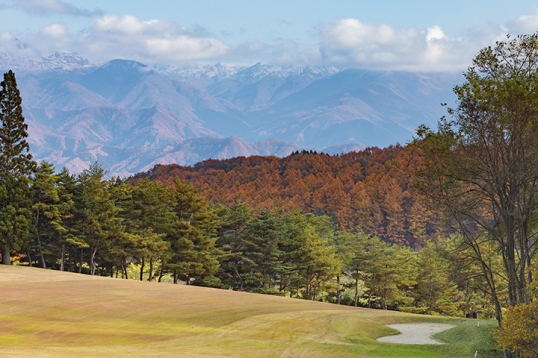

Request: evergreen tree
left=115, top=179, right=173, bottom=281
left=51, top=167, right=77, bottom=271
left=56, top=167, right=83, bottom=272
left=0, top=70, right=35, bottom=265
left=73, top=162, right=122, bottom=275
left=217, top=200, right=252, bottom=290
left=241, top=210, right=284, bottom=292
left=30, top=161, right=63, bottom=268
left=280, top=212, right=340, bottom=300
left=168, top=178, right=221, bottom=285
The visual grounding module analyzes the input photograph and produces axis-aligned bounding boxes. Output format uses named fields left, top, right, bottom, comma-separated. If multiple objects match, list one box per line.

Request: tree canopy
left=416, top=34, right=538, bottom=326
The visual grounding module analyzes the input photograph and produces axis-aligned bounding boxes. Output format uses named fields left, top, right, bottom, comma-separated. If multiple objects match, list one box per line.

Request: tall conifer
left=0, top=70, right=35, bottom=265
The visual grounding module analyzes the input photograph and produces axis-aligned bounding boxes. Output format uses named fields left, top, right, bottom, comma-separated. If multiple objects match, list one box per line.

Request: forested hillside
left=137, top=144, right=446, bottom=247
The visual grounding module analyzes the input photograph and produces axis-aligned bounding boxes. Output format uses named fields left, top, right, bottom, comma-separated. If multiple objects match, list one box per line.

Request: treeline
left=2, top=159, right=502, bottom=317
left=137, top=145, right=446, bottom=247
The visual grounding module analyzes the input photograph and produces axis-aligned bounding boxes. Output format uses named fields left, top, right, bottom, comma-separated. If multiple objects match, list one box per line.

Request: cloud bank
left=2, top=10, right=538, bottom=71
left=83, top=15, right=230, bottom=61
left=315, top=19, right=503, bottom=71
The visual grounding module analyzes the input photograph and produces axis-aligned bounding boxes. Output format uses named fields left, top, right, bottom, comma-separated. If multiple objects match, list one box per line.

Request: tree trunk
left=27, top=248, right=32, bottom=267
left=337, top=274, right=341, bottom=305
left=90, top=247, right=98, bottom=275
left=35, top=209, right=46, bottom=269
left=72, top=246, right=77, bottom=272
left=148, top=258, right=153, bottom=282
left=354, top=271, right=359, bottom=307
left=78, top=248, right=83, bottom=273
left=173, top=269, right=178, bottom=284
left=234, top=266, right=243, bottom=291
left=139, top=257, right=145, bottom=281
left=3, top=241, right=11, bottom=265
left=60, top=243, right=65, bottom=271
left=37, top=232, right=46, bottom=268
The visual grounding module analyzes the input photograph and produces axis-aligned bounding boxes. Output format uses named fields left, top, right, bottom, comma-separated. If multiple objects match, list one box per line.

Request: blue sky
left=1, top=0, right=538, bottom=71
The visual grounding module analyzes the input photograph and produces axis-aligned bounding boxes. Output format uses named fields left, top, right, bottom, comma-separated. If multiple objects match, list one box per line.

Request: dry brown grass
left=0, top=265, right=490, bottom=357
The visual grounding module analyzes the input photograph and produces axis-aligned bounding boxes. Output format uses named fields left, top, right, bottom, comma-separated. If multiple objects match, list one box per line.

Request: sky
left=1, top=0, right=538, bottom=71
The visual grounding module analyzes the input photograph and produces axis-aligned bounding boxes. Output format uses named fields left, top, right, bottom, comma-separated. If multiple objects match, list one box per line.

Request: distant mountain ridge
left=0, top=52, right=459, bottom=176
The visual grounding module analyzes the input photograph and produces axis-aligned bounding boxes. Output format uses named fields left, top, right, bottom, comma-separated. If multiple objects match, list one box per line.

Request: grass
left=0, top=265, right=499, bottom=357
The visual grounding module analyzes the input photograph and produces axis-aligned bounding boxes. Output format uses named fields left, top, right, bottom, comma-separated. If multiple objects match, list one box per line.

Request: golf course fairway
left=0, top=265, right=499, bottom=357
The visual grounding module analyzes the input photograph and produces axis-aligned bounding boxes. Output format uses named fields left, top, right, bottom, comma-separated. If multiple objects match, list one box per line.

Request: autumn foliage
left=137, top=145, right=445, bottom=247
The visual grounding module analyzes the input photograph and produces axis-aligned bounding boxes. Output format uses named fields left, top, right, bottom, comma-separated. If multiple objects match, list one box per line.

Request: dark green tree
left=29, top=161, right=65, bottom=268
left=168, top=178, right=221, bottom=285
left=73, top=162, right=122, bottom=275
left=55, top=167, right=84, bottom=272
left=241, top=209, right=284, bottom=292
left=115, top=179, right=173, bottom=281
left=217, top=200, right=252, bottom=290
left=0, top=70, right=35, bottom=265
left=280, top=212, right=340, bottom=300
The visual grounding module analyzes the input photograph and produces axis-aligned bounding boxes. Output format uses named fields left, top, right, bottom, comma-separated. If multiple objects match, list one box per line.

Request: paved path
left=376, top=323, right=455, bottom=344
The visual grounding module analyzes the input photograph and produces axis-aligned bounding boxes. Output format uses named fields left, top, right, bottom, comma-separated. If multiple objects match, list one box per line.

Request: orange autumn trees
left=137, top=144, right=445, bottom=247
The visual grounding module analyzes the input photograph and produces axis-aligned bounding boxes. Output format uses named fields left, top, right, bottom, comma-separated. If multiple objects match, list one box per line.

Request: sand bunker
left=377, top=323, right=455, bottom=344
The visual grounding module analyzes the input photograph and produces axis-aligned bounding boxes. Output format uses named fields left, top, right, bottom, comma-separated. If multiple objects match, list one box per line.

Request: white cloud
left=513, top=13, right=538, bottom=33
left=316, top=18, right=507, bottom=71
left=80, top=15, right=230, bottom=62
left=92, top=14, right=148, bottom=34
left=40, top=23, right=67, bottom=37
left=1, top=32, right=14, bottom=41
left=425, top=26, right=446, bottom=41
left=0, top=14, right=232, bottom=63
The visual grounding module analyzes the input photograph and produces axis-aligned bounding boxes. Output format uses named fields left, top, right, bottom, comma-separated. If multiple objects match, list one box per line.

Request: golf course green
left=0, top=265, right=499, bottom=357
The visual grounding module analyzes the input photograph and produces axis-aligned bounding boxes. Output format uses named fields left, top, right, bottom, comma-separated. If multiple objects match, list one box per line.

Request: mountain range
left=0, top=52, right=459, bottom=176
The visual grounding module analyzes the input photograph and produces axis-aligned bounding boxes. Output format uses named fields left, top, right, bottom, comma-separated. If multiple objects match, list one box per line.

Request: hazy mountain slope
left=0, top=54, right=460, bottom=176
left=17, top=73, right=113, bottom=110
left=205, top=63, right=340, bottom=112
left=241, top=70, right=456, bottom=147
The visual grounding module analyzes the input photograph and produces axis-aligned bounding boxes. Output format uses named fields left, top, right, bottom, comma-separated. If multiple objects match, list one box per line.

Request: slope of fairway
left=0, top=266, right=498, bottom=357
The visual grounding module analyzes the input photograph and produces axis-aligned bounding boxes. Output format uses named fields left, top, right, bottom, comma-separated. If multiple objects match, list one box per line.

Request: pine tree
left=241, top=210, right=284, bottom=292
left=217, top=200, right=252, bottom=290
left=73, top=162, right=121, bottom=275
left=30, top=161, right=63, bottom=268
left=280, top=212, right=340, bottom=300
left=115, top=179, right=173, bottom=281
left=54, top=167, right=77, bottom=271
left=0, top=70, right=35, bottom=265
left=168, top=178, right=221, bottom=285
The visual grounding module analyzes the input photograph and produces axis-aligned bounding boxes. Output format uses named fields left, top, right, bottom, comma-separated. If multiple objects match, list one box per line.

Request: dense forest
left=137, top=145, right=447, bottom=247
